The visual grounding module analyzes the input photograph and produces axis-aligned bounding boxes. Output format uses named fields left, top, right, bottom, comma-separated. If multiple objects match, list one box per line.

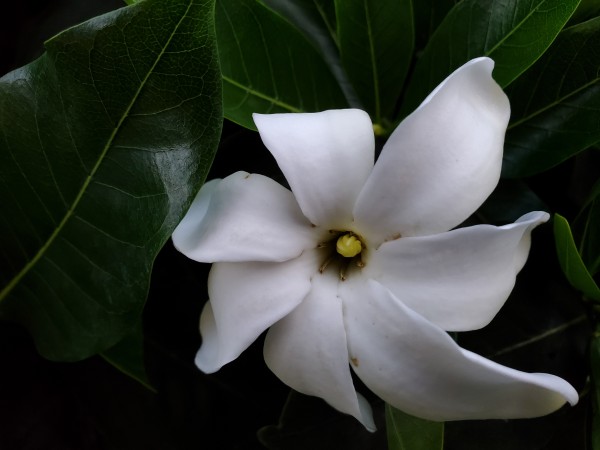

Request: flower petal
left=263, top=272, right=376, bottom=431
left=195, top=251, right=318, bottom=373
left=341, top=279, right=578, bottom=421
left=354, top=57, right=510, bottom=242
left=253, top=110, right=374, bottom=229
left=364, top=211, right=549, bottom=331
left=173, top=171, right=317, bottom=263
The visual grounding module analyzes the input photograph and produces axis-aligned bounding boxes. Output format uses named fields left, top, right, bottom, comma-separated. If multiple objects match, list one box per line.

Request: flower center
left=318, top=231, right=366, bottom=281
left=336, top=234, right=362, bottom=258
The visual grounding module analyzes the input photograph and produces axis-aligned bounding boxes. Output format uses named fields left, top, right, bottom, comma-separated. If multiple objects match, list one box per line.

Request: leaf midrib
left=222, top=75, right=302, bottom=112
left=0, top=0, right=195, bottom=303
left=484, top=0, right=546, bottom=57
left=507, top=77, right=598, bottom=129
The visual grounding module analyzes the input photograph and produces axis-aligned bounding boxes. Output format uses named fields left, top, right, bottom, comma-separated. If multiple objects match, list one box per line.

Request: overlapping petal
left=254, top=110, right=374, bottom=229
left=195, top=251, right=319, bottom=373
left=353, top=57, right=510, bottom=242
left=341, top=279, right=578, bottom=421
left=364, top=211, right=549, bottom=331
left=263, top=273, right=375, bottom=431
left=173, top=171, right=317, bottom=263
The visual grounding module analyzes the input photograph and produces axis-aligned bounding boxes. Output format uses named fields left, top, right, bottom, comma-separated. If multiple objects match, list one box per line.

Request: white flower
left=173, top=57, right=578, bottom=431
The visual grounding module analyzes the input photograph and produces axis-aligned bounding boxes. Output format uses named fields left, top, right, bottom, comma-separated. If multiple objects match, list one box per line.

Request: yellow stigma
left=336, top=234, right=362, bottom=258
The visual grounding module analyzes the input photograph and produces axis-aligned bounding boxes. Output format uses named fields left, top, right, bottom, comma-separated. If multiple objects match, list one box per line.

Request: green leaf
left=553, top=214, right=600, bottom=301
left=101, top=320, right=155, bottom=392
left=401, top=0, right=581, bottom=116
left=216, top=0, right=348, bottom=130
left=386, top=404, right=444, bottom=450
left=335, top=0, right=414, bottom=124
left=260, top=0, right=361, bottom=108
left=0, top=0, right=222, bottom=361
left=503, top=18, right=600, bottom=177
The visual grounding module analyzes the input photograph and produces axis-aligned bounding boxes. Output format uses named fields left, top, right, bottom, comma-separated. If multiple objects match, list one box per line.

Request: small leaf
left=386, top=404, right=444, bottom=450
left=335, top=0, right=414, bottom=124
left=0, top=0, right=222, bottom=360
left=502, top=17, right=600, bottom=177
left=101, top=320, right=155, bottom=392
left=553, top=214, right=600, bottom=301
left=401, top=0, right=580, bottom=115
left=216, top=0, right=348, bottom=130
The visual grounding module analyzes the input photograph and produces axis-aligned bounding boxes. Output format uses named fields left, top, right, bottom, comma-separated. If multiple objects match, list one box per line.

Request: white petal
left=263, top=272, right=376, bottom=431
left=173, top=171, right=317, bottom=263
left=195, top=251, right=318, bottom=373
left=364, top=211, right=549, bottom=331
left=341, top=279, right=578, bottom=421
left=354, top=57, right=510, bottom=242
left=253, top=110, right=374, bottom=229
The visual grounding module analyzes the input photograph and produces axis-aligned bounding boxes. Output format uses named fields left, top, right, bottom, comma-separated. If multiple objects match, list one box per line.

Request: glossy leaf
left=503, top=18, right=600, bottom=177
left=335, top=0, right=414, bottom=124
left=401, top=0, right=580, bottom=116
left=386, top=404, right=444, bottom=450
left=216, top=0, right=348, bottom=130
left=0, top=0, right=222, bottom=360
left=553, top=214, right=600, bottom=301
left=260, top=0, right=361, bottom=108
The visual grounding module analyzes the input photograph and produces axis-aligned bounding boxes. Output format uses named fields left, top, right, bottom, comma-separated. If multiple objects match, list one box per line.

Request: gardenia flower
left=172, top=57, right=578, bottom=431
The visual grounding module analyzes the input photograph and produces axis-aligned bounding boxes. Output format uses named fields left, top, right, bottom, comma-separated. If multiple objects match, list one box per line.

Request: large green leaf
left=503, top=18, right=600, bottom=177
left=554, top=214, right=600, bottom=301
left=386, top=404, right=444, bottom=450
left=335, top=0, right=414, bottom=125
left=0, top=0, right=222, bottom=360
left=216, top=0, right=348, bottom=130
left=401, top=0, right=580, bottom=116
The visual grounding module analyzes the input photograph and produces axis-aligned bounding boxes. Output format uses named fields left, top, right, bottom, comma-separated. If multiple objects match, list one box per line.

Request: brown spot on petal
left=351, top=357, right=359, bottom=367
left=386, top=232, right=402, bottom=242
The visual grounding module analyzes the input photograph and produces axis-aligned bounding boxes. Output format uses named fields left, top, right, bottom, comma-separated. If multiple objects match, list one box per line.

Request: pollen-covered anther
left=336, top=233, right=362, bottom=258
